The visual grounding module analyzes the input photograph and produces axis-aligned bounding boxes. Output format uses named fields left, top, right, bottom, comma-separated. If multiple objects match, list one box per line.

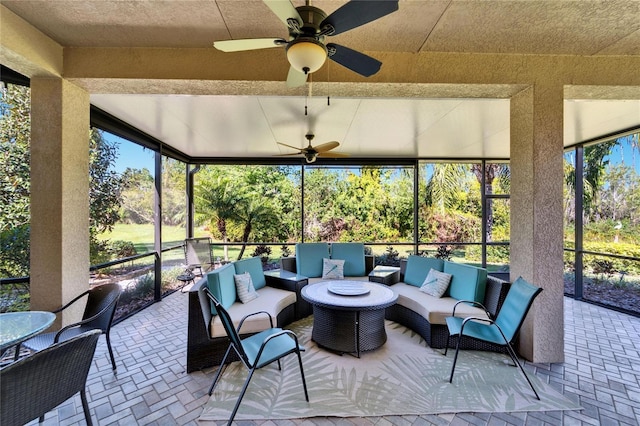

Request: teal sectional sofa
left=385, top=255, right=510, bottom=350
left=187, top=256, right=306, bottom=372
left=281, top=242, right=375, bottom=283
left=280, top=242, right=375, bottom=315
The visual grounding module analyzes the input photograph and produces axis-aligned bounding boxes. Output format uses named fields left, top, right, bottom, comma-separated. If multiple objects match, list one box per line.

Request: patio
left=28, top=289, right=640, bottom=425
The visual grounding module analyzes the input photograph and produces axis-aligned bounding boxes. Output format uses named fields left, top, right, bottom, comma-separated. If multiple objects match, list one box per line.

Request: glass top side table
left=0, top=311, right=56, bottom=352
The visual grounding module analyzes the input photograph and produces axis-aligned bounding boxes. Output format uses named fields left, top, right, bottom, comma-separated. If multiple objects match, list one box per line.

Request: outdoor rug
left=199, top=316, right=581, bottom=422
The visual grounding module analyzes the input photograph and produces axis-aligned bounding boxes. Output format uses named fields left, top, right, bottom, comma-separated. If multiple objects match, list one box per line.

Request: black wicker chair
left=0, top=330, right=101, bottom=426
left=21, top=283, right=121, bottom=371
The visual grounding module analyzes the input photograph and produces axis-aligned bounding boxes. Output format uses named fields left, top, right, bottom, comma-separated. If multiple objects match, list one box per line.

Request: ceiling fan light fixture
left=286, top=38, right=327, bottom=74
left=304, top=152, right=317, bottom=163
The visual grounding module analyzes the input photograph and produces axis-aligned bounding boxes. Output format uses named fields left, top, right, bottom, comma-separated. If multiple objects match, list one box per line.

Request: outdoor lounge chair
left=444, top=276, right=543, bottom=399
left=184, top=237, right=215, bottom=276
left=21, top=283, right=121, bottom=372
left=201, top=286, right=309, bottom=425
left=0, top=330, right=101, bottom=426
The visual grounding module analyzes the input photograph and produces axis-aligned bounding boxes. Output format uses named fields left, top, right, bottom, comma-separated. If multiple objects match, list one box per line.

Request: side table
left=264, top=269, right=310, bottom=319
left=368, top=265, right=401, bottom=285
left=177, top=271, right=197, bottom=292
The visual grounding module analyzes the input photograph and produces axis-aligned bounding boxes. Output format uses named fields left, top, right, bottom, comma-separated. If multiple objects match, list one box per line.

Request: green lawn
left=98, top=224, right=209, bottom=252
left=97, top=223, right=290, bottom=262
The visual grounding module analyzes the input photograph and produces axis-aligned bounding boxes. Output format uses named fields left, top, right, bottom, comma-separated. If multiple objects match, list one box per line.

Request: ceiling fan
left=213, top=0, right=399, bottom=87
left=276, top=133, right=350, bottom=163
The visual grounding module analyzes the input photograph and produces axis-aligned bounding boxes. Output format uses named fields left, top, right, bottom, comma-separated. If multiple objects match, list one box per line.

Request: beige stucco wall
left=30, top=77, right=90, bottom=328
left=0, top=5, right=62, bottom=78
left=510, top=85, right=565, bottom=363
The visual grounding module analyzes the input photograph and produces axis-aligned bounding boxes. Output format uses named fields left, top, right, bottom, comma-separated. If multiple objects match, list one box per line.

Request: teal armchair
left=445, top=277, right=543, bottom=399
left=201, top=286, right=309, bottom=424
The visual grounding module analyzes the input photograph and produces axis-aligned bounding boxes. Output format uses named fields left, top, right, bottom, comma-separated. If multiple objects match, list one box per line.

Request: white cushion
left=209, top=286, right=296, bottom=338
left=392, top=282, right=489, bottom=325
left=234, top=272, right=259, bottom=304
left=419, top=268, right=452, bottom=298
left=322, top=258, right=345, bottom=280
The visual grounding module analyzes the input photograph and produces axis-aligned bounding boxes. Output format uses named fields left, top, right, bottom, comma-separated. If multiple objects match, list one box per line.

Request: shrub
left=161, top=267, right=184, bottom=294
left=251, top=245, right=272, bottom=264
left=110, top=240, right=137, bottom=258
left=375, top=246, right=401, bottom=267
left=434, top=244, right=453, bottom=261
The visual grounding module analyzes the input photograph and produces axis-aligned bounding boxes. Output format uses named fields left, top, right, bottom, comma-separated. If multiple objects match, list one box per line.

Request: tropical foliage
left=1, top=84, right=126, bottom=275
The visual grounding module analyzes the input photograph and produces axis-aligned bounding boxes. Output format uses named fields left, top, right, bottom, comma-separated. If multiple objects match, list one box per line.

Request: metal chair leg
left=504, top=342, right=540, bottom=400
left=296, top=349, right=309, bottom=401
left=448, top=335, right=463, bottom=383
left=209, top=346, right=233, bottom=395
left=228, top=367, right=257, bottom=425
left=80, top=389, right=93, bottom=426
left=105, top=332, right=117, bottom=372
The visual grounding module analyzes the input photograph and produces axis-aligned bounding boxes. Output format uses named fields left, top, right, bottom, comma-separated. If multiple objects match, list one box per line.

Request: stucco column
left=30, top=77, right=90, bottom=328
left=510, top=84, right=565, bottom=363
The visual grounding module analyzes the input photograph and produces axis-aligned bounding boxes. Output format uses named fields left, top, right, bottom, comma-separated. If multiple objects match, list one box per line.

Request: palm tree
left=196, top=169, right=243, bottom=261
left=424, top=163, right=468, bottom=215
left=470, top=163, right=510, bottom=242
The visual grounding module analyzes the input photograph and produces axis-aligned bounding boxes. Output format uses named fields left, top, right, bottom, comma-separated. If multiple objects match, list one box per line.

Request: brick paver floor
left=27, top=289, right=640, bottom=425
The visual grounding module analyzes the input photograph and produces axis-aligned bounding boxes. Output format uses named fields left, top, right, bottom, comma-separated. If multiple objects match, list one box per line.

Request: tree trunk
left=237, top=222, right=252, bottom=260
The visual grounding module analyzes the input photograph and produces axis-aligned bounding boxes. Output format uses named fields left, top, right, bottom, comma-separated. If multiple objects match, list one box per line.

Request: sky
left=106, top=131, right=639, bottom=176
left=106, top=132, right=154, bottom=174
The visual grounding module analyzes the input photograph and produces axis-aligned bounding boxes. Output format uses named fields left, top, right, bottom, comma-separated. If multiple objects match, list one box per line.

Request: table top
left=0, top=311, right=56, bottom=351
left=264, top=269, right=308, bottom=282
left=368, top=265, right=401, bottom=278
left=301, top=280, right=397, bottom=310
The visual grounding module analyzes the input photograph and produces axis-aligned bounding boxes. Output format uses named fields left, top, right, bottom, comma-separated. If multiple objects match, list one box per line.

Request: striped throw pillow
left=419, top=268, right=452, bottom=298
left=234, top=272, right=259, bottom=304
left=322, top=258, right=345, bottom=280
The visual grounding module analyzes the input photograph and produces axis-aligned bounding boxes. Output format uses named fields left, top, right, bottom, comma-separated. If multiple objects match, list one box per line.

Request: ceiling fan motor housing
left=292, top=6, right=328, bottom=37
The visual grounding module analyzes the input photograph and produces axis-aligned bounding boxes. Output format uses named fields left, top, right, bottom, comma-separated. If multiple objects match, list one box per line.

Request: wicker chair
left=21, top=283, right=121, bottom=371
left=0, top=330, right=101, bottom=426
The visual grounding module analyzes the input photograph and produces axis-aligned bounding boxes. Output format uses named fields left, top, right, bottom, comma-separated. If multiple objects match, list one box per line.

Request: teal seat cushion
left=443, top=261, right=487, bottom=302
left=295, top=243, right=330, bottom=278
left=234, top=256, right=266, bottom=290
left=331, top=243, right=366, bottom=276
left=206, top=263, right=237, bottom=315
left=404, top=255, right=444, bottom=287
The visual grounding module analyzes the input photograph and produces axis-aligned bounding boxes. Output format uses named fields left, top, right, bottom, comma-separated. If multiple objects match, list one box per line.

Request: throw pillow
left=420, top=268, right=452, bottom=298
left=234, top=272, right=259, bottom=304
left=322, top=258, right=345, bottom=280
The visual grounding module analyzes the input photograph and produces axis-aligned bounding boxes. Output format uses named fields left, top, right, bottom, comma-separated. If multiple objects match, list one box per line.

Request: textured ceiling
left=2, top=0, right=639, bottom=160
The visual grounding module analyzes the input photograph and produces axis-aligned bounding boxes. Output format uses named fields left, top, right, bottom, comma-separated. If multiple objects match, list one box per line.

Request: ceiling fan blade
left=273, top=153, right=304, bottom=157
left=286, top=66, right=308, bottom=87
left=263, top=0, right=302, bottom=29
left=327, top=43, right=382, bottom=77
left=318, top=152, right=350, bottom=158
left=277, top=141, right=304, bottom=151
left=313, top=141, right=340, bottom=153
left=320, top=0, right=399, bottom=36
left=213, top=38, right=286, bottom=52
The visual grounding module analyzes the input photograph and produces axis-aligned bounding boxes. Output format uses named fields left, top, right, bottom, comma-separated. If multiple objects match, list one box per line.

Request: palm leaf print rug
left=199, top=316, right=580, bottom=421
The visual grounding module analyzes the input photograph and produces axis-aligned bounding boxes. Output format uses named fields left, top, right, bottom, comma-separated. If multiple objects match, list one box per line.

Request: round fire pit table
left=301, top=280, right=397, bottom=357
